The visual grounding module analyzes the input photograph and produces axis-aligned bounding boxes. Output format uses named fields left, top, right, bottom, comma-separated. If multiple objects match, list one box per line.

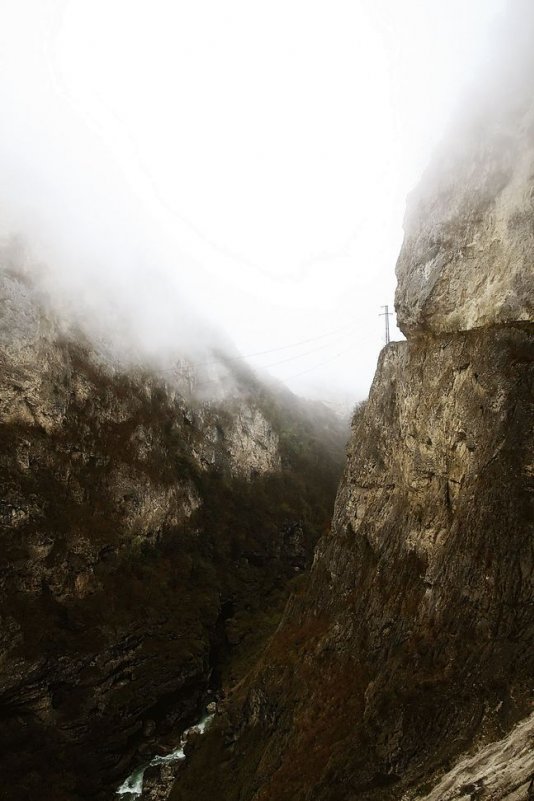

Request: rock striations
left=169, top=8, right=534, bottom=801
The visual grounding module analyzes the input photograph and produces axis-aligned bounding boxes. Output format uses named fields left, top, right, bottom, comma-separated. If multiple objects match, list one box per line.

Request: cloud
left=0, top=0, right=509, bottom=401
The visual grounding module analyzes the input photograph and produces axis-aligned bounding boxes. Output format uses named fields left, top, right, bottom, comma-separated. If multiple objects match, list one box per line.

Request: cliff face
left=395, top=2, right=534, bottom=338
left=169, top=11, right=534, bottom=801
left=171, top=328, right=532, bottom=801
left=0, top=267, right=347, bottom=801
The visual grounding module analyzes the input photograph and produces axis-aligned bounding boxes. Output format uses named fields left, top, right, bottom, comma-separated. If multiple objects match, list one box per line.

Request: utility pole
left=379, top=305, right=393, bottom=345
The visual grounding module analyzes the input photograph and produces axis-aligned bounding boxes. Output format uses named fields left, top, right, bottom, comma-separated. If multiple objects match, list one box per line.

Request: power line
left=191, top=333, right=355, bottom=389
left=160, top=322, right=355, bottom=372
left=231, top=323, right=355, bottom=363
left=258, top=332, right=350, bottom=371
left=379, top=305, right=393, bottom=345
left=285, top=344, right=357, bottom=381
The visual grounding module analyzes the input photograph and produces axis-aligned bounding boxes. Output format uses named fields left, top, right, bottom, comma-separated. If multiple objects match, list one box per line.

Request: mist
left=0, top=0, right=509, bottom=404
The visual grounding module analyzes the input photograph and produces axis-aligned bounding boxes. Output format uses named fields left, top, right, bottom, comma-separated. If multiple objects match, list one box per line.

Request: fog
left=0, top=0, right=509, bottom=404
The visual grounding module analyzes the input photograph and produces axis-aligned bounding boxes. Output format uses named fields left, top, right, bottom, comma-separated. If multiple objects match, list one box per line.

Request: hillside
left=0, top=264, right=347, bottom=800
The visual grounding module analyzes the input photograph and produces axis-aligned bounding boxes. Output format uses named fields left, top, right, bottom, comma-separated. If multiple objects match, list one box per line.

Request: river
left=116, top=711, right=214, bottom=799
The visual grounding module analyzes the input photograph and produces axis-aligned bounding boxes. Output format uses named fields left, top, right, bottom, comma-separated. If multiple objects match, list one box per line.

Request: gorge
left=1, top=2, right=533, bottom=800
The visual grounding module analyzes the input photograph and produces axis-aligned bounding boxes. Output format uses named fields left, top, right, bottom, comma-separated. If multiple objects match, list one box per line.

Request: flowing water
left=116, top=712, right=214, bottom=799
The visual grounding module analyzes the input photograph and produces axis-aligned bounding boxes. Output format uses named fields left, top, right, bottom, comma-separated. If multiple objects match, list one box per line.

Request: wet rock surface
left=143, top=763, right=182, bottom=801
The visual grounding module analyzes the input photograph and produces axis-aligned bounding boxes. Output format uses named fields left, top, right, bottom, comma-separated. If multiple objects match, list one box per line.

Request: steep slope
left=413, top=711, right=534, bottom=801
left=169, top=7, right=534, bottom=801
left=0, top=265, right=347, bottom=800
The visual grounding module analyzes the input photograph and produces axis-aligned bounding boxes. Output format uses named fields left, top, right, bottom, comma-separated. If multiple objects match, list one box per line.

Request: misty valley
left=0, top=1, right=533, bottom=801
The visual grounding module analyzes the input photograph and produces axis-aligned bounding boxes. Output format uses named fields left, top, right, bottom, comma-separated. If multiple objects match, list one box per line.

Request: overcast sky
left=0, top=0, right=507, bottom=401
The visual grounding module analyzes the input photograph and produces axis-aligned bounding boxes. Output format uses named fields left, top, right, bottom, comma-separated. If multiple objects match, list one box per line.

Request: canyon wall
left=0, top=266, right=346, bottom=801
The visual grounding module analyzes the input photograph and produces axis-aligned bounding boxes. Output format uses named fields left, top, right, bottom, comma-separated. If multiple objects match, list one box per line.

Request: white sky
left=0, top=0, right=507, bottom=402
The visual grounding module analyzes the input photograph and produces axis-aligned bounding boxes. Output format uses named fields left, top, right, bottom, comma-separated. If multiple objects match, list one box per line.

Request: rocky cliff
left=169, top=8, right=534, bottom=801
left=0, top=265, right=347, bottom=800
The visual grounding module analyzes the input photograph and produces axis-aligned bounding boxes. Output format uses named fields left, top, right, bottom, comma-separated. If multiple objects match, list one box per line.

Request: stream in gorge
left=116, top=711, right=214, bottom=799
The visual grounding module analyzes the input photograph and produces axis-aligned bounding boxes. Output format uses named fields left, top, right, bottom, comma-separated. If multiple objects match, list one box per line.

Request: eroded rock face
left=190, top=402, right=281, bottom=479
left=0, top=267, right=346, bottom=801
left=226, top=406, right=281, bottom=479
left=171, top=326, right=532, bottom=801
left=407, top=712, right=534, bottom=801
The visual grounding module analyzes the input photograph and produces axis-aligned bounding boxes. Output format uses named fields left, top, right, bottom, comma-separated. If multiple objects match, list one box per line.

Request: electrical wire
left=285, top=344, right=357, bottom=380
left=256, top=332, right=351, bottom=371
left=191, top=335, right=355, bottom=389
left=160, top=322, right=355, bottom=372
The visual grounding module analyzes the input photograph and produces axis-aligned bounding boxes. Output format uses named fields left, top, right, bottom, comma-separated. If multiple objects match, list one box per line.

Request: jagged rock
left=144, top=762, right=182, bottom=801
left=407, top=712, right=534, bottom=801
